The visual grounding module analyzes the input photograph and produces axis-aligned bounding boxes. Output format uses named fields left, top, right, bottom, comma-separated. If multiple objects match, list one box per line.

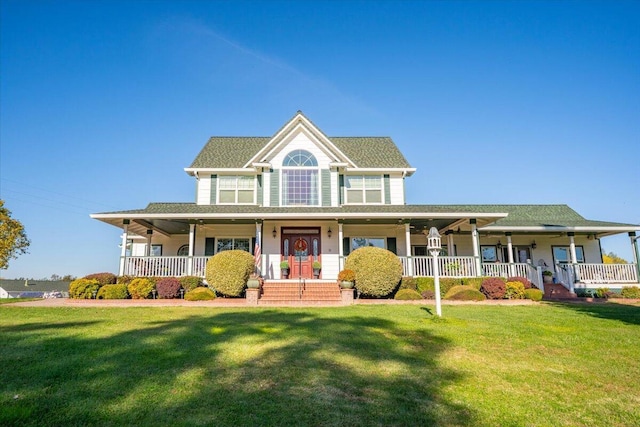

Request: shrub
left=84, top=272, right=117, bottom=285
left=421, top=290, right=435, bottom=299
left=621, top=286, right=640, bottom=299
left=416, top=277, right=435, bottom=294
left=460, top=277, right=485, bottom=290
left=337, top=269, right=356, bottom=282
left=416, top=276, right=462, bottom=297
left=69, top=278, right=100, bottom=299
left=179, top=276, right=203, bottom=292
left=505, top=281, right=526, bottom=299
left=575, top=288, right=594, bottom=298
left=399, top=276, right=417, bottom=291
left=184, top=287, right=216, bottom=301
left=445, top=286, right=486, bottom=301
left=524, top=288, right=543, bottom=301
left=507, top=276, right=531, bottom=289
left=344, top=247, right=403, bottom=297
left=480, top=277, right=506, bottom=299
left=97, top=284, right=129, bottom=299
left=205, top=250, right=255, bottom=297
left=127, top=278, right=155, bottom=299
left=156, top=277, right=182, bottom=299
left=117, top=275, right=135, bottom=285
left=595, top=287, right=613, bottom=299
left=394, top=289, right=423, bottom=300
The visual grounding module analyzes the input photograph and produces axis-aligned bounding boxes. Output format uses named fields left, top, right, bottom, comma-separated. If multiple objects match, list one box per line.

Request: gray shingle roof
left=94, top=203, right=638, bottom=229
left=189, top=136, right=412, bottom=169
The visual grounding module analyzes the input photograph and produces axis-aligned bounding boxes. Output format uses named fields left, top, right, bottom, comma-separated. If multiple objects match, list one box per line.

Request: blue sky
left=1, top=0, right=638, bottom=279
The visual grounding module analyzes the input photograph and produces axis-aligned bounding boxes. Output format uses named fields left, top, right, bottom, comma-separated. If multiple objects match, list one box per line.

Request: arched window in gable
left=282, top=149, right=319, bottom=206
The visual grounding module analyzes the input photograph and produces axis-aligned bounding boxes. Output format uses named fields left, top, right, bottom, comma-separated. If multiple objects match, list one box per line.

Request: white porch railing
left=573, top=263, right=638, bottom=284
left=122, top=256, right=210, bottom=277
left=481, top=263, right=530, bottom=278
left=399, top=256, right=478, bottom=277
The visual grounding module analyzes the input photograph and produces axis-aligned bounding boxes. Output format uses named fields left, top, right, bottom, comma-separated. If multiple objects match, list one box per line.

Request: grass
left=0, top=298, right=40, bottom=305
left=1, top=302, right=639, bottom=426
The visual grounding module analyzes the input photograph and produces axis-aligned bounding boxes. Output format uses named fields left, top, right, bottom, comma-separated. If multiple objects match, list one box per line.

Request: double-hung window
left=552, top=246, right=585, bottom=264
left=216, top=238, right=251, bottom=253
left=345, top=175, right=382, bottom=204
left=219, top=176, right=254, bottom=204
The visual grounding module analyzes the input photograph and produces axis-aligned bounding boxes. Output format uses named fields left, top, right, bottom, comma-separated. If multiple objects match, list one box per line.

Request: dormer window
left=218, top=175, right=255, bottom=204
left=282, top=149, right=319, bottom=206
left=345, top=175, right=382, bottom=204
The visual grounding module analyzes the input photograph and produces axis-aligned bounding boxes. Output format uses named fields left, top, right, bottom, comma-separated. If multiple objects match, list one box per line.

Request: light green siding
left=321, top=169, right=331, bottom=207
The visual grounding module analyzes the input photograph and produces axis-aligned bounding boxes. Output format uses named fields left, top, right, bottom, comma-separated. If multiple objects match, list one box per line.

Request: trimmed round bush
left=127, top=278, right=155, bottom=299
left=460, top=277, right=485, bottom=290
left=205, top=250, right=255, bottom=297
left=480, top=277, right=506, bottom=299
left=507, top=276, right=531, bottom=289
left=505, top=281, right=525, bottom=299
left=446, top=288, right=486, bottom=301
left=69, top=278, right=100, bottom=299
left=84, top=272, right=117, bottom=285
left=179, top=276, right=203, bottom=292
left=184, top=287, right=216, bottom=301
left=524, top=288, right=543, bottom=301
left=156, top=277, right=182, bottom=299
left=97, top=284, right=129, bottom=299
left=399, top=276, right=417, bottom=291
left=621, top=286, right=640, bottom=299
left=416, top=276, right=463, bottom=297
left=344, top=247, right=403, bottom=297
left=394, top=289, right=423, bottom=300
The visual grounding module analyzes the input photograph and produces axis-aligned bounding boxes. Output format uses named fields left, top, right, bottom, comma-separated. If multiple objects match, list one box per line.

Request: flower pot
left=247, top=279, right=261, bottom=289
left=313, top=268, right=321, bottom=279
left=340, top=280, right=354, bottom=289
left=281, top=268, right=290, bottom=279
left=543, top=275, right=553, bottom=284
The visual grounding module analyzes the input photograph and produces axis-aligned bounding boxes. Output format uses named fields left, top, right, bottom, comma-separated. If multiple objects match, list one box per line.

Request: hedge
left=394, top=289, right=423, bottom=300
left=127, top=278, right=155, bottom=299
left=184, top=287, right=216, bottom=301
left=84, top=272, right=117, bottom=285
left=97, top=284, right=129, bottom=299
left=156, top=277, right=182, bottom=299
left=524, top=288, right=543, bottom=301
left=69, top=278, right=100, bottom=299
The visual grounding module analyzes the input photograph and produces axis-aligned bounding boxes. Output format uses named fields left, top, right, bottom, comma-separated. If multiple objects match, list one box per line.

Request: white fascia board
left=480, top=225, right=640, bottom=233
left=92, top=211, right=508, bottom=221
left=251, top=162, right=272, bottom=169
left=345, top=167, right=417, bottom=176
left=184, top=168, right=255, bottom=174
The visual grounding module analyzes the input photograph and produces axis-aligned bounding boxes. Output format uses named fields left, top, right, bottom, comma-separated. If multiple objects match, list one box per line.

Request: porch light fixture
left=272, top=227, right=277, bottom=239
left=531, top=241, right=537, bottom=249
left=327, top=227, right=332, bottom=238
left=496, top=240, right=502, bottom=250
left=427, top=227, right=442, bottom=317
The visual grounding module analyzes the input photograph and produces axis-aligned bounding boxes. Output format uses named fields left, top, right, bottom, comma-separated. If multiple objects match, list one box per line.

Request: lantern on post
left=427, top=227, right=442, bottom=317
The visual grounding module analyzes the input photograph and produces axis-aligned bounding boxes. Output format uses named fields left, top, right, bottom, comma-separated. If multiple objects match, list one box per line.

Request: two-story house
left=91, top=112, right=640, bottom=293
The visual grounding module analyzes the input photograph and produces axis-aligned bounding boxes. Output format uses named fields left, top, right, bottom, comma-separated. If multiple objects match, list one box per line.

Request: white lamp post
left=427, top=227, right=442, bottom=317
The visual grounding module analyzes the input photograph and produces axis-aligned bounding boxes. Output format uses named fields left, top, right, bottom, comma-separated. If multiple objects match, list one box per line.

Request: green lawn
left=1, top=303, right=639, bottom=426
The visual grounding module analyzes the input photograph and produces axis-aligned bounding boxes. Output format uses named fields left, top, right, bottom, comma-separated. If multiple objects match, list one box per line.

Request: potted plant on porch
left=337, top=269, right=356, bottom=289
left=280, top=260, right=290, bottom=279
left=312, top=261, right=322, bottom=279
left=542, top=270, right=553, bottom=284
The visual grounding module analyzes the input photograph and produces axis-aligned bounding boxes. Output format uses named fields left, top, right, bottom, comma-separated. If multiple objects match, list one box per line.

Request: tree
left=602, top=251, right=628, bottom=264
left=0, top=200, right=30, bottom=270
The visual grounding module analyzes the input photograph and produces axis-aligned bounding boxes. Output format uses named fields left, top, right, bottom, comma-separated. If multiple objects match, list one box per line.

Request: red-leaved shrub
left=480, top=277, right=506, bottom=299
left=84, top=272, right=117, bottom=285
left=156, top=277, right=182, bottom=299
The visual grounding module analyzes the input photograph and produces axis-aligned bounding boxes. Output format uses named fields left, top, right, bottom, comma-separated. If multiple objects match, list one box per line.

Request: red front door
left=281, top=227, right=321, bottom=279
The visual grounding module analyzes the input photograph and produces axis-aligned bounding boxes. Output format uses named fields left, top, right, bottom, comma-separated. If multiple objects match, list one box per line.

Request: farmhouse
left=91, top=112, right=640, bottom=295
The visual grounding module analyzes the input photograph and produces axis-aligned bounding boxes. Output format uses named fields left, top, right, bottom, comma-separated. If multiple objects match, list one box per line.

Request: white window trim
left=215, top=237, right=252, bottom=254
left=217, top=175, right=256, bottom=205
left=350, top=237, right=387, bottom=252
left=281, top=167, right=321, bottom=207
left=344, top=175, right=384, bottom=205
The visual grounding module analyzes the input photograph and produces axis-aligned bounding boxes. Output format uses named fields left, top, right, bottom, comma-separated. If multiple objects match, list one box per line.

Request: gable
left=186, top=112, right=414, bottom=171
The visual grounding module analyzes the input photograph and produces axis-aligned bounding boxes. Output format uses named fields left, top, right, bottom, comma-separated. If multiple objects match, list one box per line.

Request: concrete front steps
left=543, top=283, right=578, bottom=300
left=260, top=280, right=341, bottom=304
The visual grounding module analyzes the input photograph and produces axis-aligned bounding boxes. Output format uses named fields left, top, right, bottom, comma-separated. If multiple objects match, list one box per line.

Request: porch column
left=187, top=223, right=195, bottom=275
left=119, top=219, right=130, bottom=276
left=446, top=230, right=455, bottom=256
left=255, top=221, right=263, bottom=275
left=338, top=222, right=344, bottom=270
left=145, top=230, right=153, bottom=257
left=568, top=232, right=577, bottom=264
left=630, top=232, right=640, bottom=281
left=405, top=222, right=413, bottom=276
left=506, top=232, right=514, bottom=277
left=471, top=219, right=481, bottom=276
